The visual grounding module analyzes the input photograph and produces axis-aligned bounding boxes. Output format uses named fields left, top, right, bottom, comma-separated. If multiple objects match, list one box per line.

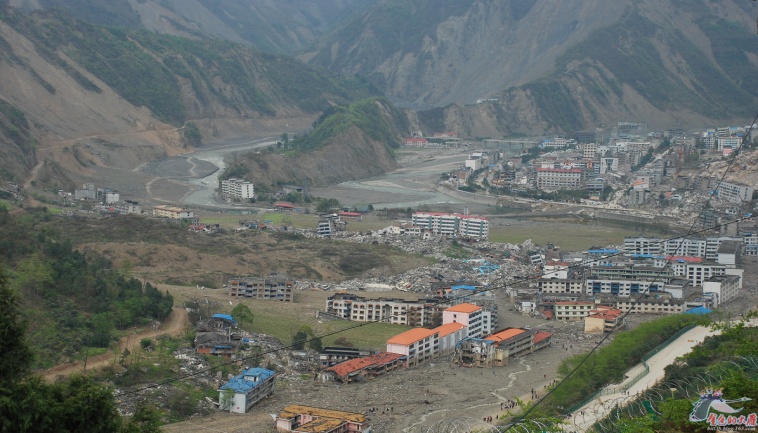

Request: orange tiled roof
left=444, top=303, right=482, bottom=313
left=433, top=322, right=466, bottom=337
left=485, top=328, right=525, bottom=343
left=324, top=352, right=404, bottom=378
left=533, top=331, right=552, bottom=344
left=387, top=328, right=438, bottom=346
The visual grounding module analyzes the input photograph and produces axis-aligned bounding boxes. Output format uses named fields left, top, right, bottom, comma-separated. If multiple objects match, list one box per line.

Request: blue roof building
left=219, top=368, right=276, bottom=413
left=211, top=313, right=237, bottom=326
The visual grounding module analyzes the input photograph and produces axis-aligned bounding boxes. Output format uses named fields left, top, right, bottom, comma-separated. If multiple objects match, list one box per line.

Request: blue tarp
left=451, top=285, right=477, bottom=291
left=684, top=306, right=712, bottom=315
left=220, top=368, right=275, bottom=393
left=212, top=313, right=238, bottom=326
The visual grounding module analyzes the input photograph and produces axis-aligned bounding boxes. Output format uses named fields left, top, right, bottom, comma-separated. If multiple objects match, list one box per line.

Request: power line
left=115, top=213, right=754, bottom=399
left=116, top=117, right=758, bottom=420
left=503, top=112, right=758, bottom=430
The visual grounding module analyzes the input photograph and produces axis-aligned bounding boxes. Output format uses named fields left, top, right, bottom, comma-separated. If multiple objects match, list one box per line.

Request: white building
left=412, top=212, right=489, bottom=240
left=535, top=168, right=582, bottom=190
left=715, top=181, right=753, bottom=203
left=113, top=200, right=142, bottom=215
left=554, top=301, right=596, bottom=321
left=435, top=322, right=468, bottom=355
left=218, top=368, right=275, bottom=413
left=221, top=178, right=255, bottom=200
left=599, top=157, right=619, bottom=174
left=702, top=275, right=741, bottom=307
left=153, top=205, right=194, bottom=219
left=386, top=328, right=439, bottom=367
left=442, top=303, right=484, bottom=338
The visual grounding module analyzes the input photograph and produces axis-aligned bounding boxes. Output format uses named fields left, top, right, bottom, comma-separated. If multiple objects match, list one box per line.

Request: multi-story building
left=442, top=303, right=484, bottom=338
left=325, top=293, right=440, bottom=327
left=113, top=200, right=142, bottom=215
left=227, top=273, right=294, bottom=301
left=538, top=278, right=584, bottom=294
left=715, top=181, right=754, bottom=203
left=435, top=322, right=468, bottom=355
left=535, top=168, right=582, bottom=190
left=599, top=157, right=619, bottom=173
left=219, top=368, right=276, bottom=413
left=318, top=347, right=373, bottom=369
left=221, top=178, right=255, bottom=200
left=628, top=236, right=743, bottom=261
left=615, top=297, right=684, bottom=315
left=316, top=219, right=335, bottom=237
left=152, top=205, right=194, bottom=219
left=624, top=237, right=663, bottom=255
left=589, top=265, right=673, bottom=282
left=702, top=275, right=741, bottom=307
left=554, top=301, right=595, bottom=321
left=386, top=328, right=440, bottom=367
left=411, top=212, right=489, bottom=240
left=585, top=278, right=664, bottom=297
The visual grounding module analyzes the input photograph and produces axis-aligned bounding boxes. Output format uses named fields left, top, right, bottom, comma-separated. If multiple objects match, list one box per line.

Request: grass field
left=163, top=285, right=414, bottom=351
left=199, top=210, right=393, bottom=232
left=489, top=218, right=673, bottom=252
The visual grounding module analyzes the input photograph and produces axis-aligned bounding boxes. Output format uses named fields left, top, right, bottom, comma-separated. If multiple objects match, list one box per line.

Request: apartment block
left=624, top=237, right=663, bottom=255
left=615, top=297, right=684, bottom=315
left=442, top=303, right=484, bottom=338
left=554, top=301, right=595, bottom=321
left=535, top=168, right=582, bottom=190
left=538, top=278, right=584, bottom=294
left=227, top=273, right=293, bottom=301
left=221, top=178, right=255, bottom=200
left=325, top=293, right=440, bottom=327
left=152, top=205, right=194, bottom=219
left=585, top=278, right=663, bottom=297
left=702, top=275, right=741, bottom=307
left=412, top=212, right=489, bottom=240
left=716, top=181, right=754, bottom=203
left=386, top=328, right=440, bottom=367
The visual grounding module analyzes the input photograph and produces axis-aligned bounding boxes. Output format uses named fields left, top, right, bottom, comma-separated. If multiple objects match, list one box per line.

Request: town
left=13, top=121, right=758, bottom=432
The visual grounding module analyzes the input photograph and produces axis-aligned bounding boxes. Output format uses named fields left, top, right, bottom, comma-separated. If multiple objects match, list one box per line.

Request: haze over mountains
left=1, top=0, right=758, bottom=188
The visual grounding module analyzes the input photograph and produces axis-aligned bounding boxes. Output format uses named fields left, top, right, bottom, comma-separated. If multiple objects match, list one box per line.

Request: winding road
left=41, top=307, right=188, bottom=382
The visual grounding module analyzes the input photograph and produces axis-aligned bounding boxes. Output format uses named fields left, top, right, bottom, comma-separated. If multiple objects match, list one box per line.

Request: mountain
left=7, top=0, right=371, bottom=55
left=222, top=97, right=408, bottom=188
left=0, top=5, right=376, bottom=187
left=305, top=0, right=758, bottom=133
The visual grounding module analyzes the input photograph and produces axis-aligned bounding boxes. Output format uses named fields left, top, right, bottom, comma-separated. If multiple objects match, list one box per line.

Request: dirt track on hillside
left=41, top=307, right=188, bottom=382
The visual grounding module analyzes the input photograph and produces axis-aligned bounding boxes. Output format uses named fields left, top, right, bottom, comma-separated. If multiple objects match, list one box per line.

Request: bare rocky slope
left=0, top=5, right=377, bottom=189
left=306, top=0, right=758, bottom=134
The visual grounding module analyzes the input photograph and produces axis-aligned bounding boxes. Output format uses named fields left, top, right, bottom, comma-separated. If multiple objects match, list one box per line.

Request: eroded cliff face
left=229, top=125, right=397, bottom=188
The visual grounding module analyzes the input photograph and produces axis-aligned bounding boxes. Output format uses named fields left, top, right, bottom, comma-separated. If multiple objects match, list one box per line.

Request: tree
left=231, top=303, right=254, bottom=328
left=309, top=337, right=323, bottom=352
left=292, top=330, right=308, bottom=350
left=0, top=268, right=34, bottom=387
left=0, top=267, right=160, bottom=433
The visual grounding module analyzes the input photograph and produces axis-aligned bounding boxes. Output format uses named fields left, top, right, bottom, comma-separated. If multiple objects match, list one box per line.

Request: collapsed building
left=454, top=328, right=552, bottom=368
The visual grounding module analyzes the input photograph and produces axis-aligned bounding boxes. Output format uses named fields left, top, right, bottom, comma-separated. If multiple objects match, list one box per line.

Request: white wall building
left=386, top=328, right=439, bottom=367
left=221, top=178, right=255, bottom=200
left=412, top=212, right=489, bottom=240
left=442, top=303, right=484, bottom=338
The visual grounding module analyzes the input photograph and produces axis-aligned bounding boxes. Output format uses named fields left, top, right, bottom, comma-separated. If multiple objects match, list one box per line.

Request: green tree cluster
left=0, top=207, right=173, bottom=367
left=0, top=268, right=161, bottom=433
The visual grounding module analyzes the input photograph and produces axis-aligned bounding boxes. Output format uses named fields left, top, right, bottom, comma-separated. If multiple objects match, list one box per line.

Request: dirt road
left=41, top=307, right=188, bottom=382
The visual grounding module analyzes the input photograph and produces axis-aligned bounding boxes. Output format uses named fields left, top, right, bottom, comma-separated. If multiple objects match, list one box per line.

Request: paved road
left=567, top=325, right=720, bottom=432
